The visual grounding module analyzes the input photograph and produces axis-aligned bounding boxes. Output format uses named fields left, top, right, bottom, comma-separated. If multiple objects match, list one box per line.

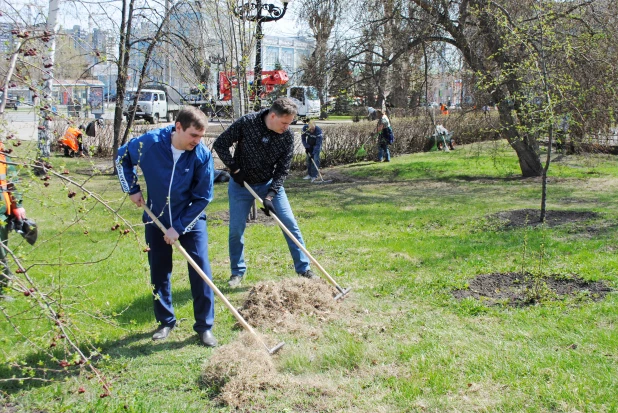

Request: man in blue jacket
left=116, top=106, right=217, bottom=347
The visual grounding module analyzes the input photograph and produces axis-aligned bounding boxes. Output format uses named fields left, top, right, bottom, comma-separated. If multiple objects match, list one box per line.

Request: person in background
left=435, top=123, right=455, bottom=150
left=366, top=106, right=377, bottom=121
left=301, top=120, right=323, bottom=182
left=0, top=142, right=28, bottom=301
left=116, top=106, right=217, bottom=347
left=59, top=125, right=85, bottom=157
left=213, top=97, right=317, bottom=288
left=375, top=109, right=392, bottom=162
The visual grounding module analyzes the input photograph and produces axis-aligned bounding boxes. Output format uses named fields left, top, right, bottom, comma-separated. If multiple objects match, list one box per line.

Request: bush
left=290, top=111, right=500, bottom=170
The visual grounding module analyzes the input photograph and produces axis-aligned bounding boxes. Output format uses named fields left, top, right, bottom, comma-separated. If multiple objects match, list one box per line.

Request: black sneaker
left=298, top=269, right=318, bottom=279
left=228, top=275, right=242, bottom=288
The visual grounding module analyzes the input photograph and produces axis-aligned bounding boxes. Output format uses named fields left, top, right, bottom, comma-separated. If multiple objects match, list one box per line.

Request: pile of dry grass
left=202, top=279, right=354, bottom=410
left=239, top=278, right=337, bottom=331
left=201, top=332, right=344, bottom=411
left=201, top=333, right=282, bottom=409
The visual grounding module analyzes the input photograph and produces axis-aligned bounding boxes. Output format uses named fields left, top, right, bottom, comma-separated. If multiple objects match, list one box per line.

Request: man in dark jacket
left=213, top=97, right=316, bottom=288
left=301, top=120, right=323, bottom=181
left=116, top=106, right=217, bottom=346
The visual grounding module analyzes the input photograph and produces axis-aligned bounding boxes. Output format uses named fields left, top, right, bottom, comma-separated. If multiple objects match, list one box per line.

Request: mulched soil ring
left=453, top=272, right=612, bottom=307
left=491, top=209, right=599, bottom=228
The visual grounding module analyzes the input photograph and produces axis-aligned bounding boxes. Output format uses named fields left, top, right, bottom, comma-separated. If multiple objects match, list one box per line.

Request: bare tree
left=297, top=0, right=342, bottom=106
left=111, top=0, right=180, bottom=166
left=336, top=0, right=618, bottom=177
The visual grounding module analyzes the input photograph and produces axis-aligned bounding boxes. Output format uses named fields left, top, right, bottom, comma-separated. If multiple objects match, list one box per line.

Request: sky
left=56, top=0, right=304, bottom=37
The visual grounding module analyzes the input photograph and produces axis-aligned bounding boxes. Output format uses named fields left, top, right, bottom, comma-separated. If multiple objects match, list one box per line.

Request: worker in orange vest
left=59, top=125, right=84, bottom=157
left=0, top=142, right=31, bottom=301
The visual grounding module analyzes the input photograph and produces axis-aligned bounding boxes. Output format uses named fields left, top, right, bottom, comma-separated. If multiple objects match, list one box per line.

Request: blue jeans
left=306, top=146, right=321, bottom=178
left=228, top=180, right=310, bottom=277
left=145, top=217, right=215, bottom=333
left=378, top=142, right=391, bottom=161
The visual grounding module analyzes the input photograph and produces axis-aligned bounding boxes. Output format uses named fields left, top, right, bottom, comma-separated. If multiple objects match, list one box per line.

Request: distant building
left=262, top=35, right=314, bottom=85
left=0, top=23, right=16, bottom=54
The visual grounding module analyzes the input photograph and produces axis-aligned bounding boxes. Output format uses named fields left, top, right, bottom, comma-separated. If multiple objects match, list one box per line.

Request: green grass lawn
left=323, top=115, right=353, bottom=121
left=1, top=140, right=617, bottom=412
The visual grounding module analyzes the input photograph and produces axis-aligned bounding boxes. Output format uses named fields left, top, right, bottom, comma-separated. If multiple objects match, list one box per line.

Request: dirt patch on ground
left=295, top=169, right=358, bottom=184
left=0, top=400, right=19, bottom=413
left=453, top=272, right=612, bottom=306
left=490, top=209, right=599, bottom=229
left=238, top=278, right=339, bottom=333
left=208, top=209, right=275, bottom=227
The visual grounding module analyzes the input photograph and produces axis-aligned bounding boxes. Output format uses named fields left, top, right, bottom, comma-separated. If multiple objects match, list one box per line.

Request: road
left=3, top=105, right=351, bottom=143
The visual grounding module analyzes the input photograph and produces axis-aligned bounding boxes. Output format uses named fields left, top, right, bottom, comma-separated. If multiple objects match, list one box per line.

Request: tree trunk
left=510, top=139, right=543, bottom=177
left=497, top=104, right=543, bottom=177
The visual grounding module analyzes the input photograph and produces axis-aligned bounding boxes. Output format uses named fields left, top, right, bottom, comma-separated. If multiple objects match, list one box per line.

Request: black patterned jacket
left=213, top=110, right=294, bottom=194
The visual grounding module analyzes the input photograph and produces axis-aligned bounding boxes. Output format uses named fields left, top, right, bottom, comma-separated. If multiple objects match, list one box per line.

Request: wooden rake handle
left=309, top=156, right=325, bottom=182
left=141, top=204, right=283, bottom=354
left=242, top=183, right=345, bottom=293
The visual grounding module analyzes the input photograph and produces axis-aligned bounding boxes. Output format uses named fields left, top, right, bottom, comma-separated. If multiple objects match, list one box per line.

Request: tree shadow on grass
left=102, top=329, right=203, bottom=359
left=450, top=174, right=527, bottom=182
left=0, top=288, right=202, bottom=395
left=112, top=288, right=194, bottom=326
left=0, top=330, right=203, bottom=395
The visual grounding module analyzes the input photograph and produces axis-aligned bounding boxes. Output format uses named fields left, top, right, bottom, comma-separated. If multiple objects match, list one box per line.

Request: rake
left=142, top=204, right=285, bottom=355
left=309, top=157, right=332, bottom=184
left=243, top=183, right=351, bottom=300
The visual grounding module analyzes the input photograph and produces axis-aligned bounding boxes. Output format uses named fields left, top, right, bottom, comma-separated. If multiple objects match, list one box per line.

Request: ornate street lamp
left=208, top=54, right=226, bottom=100
left=233, top=0, right=292, bottom=112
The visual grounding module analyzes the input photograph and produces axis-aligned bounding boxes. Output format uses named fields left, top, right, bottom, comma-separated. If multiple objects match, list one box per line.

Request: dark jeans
left=306, top=146, right=321, bottom=178
left=145, top=217, right=215, bottom=333
left=378, top=141, right=391, bottom=161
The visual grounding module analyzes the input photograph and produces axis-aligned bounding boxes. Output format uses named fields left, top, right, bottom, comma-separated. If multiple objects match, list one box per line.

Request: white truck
left=123, top=84, right=182, bottom=124
left=287, top=86, right=321, bottom=123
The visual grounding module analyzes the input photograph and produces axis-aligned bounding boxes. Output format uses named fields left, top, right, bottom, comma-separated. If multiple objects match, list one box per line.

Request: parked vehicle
left=0, top=93, right=19, bottom=110
left=287, top=86, right=321, bottom=123
left=216, top=70, right=320, bottom=121
left=123, top=84, right=182, bottom=124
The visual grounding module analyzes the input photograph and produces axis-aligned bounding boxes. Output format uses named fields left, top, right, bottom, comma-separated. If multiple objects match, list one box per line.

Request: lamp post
left=233, top=0, right=291, bottom=112
left=208, top=54, right=226, bottom=100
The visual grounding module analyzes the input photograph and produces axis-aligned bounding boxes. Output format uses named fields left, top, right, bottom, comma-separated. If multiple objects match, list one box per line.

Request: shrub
left=290, top=111, right=500, bottom=170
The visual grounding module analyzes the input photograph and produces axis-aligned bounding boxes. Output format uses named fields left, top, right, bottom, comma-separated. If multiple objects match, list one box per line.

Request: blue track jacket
left=116, top=125, right=214, bottom=235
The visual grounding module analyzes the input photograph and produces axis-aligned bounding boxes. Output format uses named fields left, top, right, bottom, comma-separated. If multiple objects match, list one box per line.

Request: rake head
left=267, top=341, right=286, bottom=355
left=334, top=286, right=352, bottom=301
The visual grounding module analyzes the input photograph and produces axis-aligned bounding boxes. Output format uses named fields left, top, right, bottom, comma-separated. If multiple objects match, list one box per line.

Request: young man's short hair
left=270, top=97, right=298, bottom=117
left=176, top=106, right=208, bottom=131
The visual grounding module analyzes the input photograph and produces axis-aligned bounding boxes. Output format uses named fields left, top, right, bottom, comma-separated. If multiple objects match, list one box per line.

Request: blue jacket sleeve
left=116, top=138, right=143, bottom=195
left=172, top=150, right=215, bottom=235
left=301, top=125, right=309, bottom=148
left=315, top=126, right=324, bottom=146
